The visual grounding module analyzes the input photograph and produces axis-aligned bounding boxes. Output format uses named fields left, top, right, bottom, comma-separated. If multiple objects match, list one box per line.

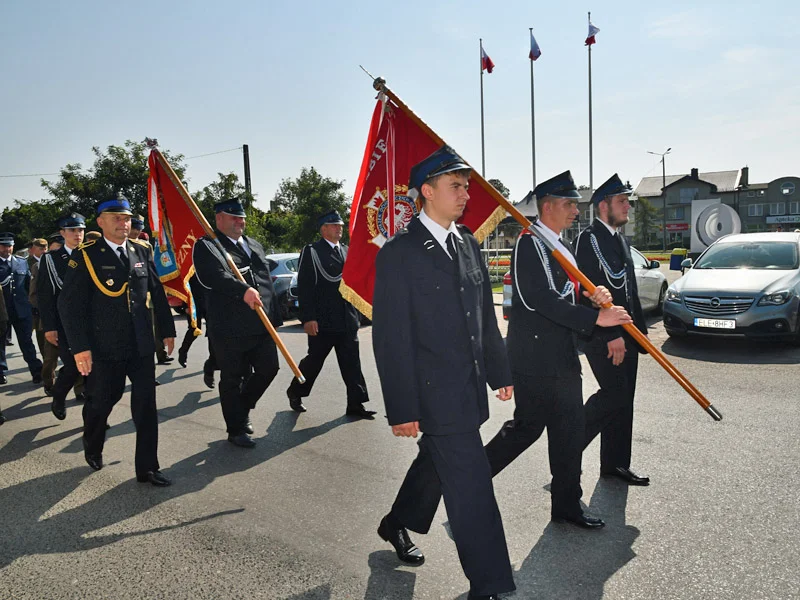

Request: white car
left=502, top=245, right=667, bottom=319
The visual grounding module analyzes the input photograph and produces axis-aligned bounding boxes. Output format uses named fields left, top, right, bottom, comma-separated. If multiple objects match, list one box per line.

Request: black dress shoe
left=244, top=416, right=254, bottom=435
left=227, top=433, right=256, bottom=448
left=602, top=466, right=650, bottom=486
left=468, top=594, right=500, bottom=600
left=203, top=371, right=215, bottom=389
left=85, top=453, right=103, bottom=471
left=288, top=391, right=307, bottom=413
left=32, top=373, right=43, bottom=384
left=51, top=399, right=66, bottom=421
left=157, top=357, right=174, bottom=365
left=552, top=513, right=605, bottom=529
left=177, top=349, right=188, bottom=368
left=75, top=392, right=86, bottom=403
left=0, top=411, right=6, bottom=425
left=377, top=516, right=425, bottom=565
left=44, top=385, right=54, bottom=397
left=346, top=404, right=376, bottom=420
left=0, top=374, right=7, bottom=384
left=136, top=470, right=172, bottom=486
left=155, top=380, right=161, bottom=386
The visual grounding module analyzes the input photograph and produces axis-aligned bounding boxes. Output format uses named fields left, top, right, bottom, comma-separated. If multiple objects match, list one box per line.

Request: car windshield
left=694, top=241, right=799, bottom=270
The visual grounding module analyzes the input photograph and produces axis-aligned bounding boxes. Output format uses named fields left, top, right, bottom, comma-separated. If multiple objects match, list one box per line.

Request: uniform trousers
left=82, top=352, right=159, bottom=475
left=33, top=318, right=59, bottom=387
left=583, top=336, right=640, bottom=470
left=390, top=431, right=515, bottom=597
left=484, top=373, right=584, bottom=519
left=287, top=331, right=369, bottom=407
left=0, top=314, right=42, bottom=376
left=51, top=333, right=85, bottom=404
left=212, top=333, right=279, bottom=435
left=178, top=318, right=218, bottom=374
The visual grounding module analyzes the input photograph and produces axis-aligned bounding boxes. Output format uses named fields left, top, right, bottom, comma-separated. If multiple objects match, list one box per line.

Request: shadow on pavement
left=512, top=478, right=639, bottom=599
left=0, top=411, right=350, bottom=571
left=660, top=336, right=800, bottom=365
left=364, top=550, right=417, bottom=600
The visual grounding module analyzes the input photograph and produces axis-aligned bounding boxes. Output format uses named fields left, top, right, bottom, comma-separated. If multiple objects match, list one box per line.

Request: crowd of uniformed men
left=0, top=147, right=650, bottom=600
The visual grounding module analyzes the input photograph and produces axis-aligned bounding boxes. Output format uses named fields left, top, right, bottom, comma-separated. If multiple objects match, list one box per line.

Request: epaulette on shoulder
left=129, top=238, right=151, bottom=247
left=77, top=240, right=97, bottom=250
left=456, top=223, right=474, bottom=236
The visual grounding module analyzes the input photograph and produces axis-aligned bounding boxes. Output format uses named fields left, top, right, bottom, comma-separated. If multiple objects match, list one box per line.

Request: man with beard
left=38, top=213, right=88, bottom=420
left=575, top=174, right=650, bottom=486
left=192, top=198, right=283, bottom=448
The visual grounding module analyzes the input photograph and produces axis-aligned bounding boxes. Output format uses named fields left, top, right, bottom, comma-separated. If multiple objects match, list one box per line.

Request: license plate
left=694, top=318, right=736, bottom=329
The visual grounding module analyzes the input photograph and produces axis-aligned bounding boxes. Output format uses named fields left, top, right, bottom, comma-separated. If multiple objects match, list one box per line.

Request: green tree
left=634, top=196, right=660, bottom=249
left=271, top=167, right=350, bottom=250
left=488, top=178, right=511, bottom=200
left=0, top=199, right=64, bottom=246
left=41, top=140, right=186, bottom=220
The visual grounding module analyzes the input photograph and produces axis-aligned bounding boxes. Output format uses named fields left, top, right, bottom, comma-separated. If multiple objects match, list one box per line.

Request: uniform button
left=470, top=335, right=475, bottom=341
left=460, top=287, right=465, bottom=292
left=534, top=335, right=538, bottom=339
left=474, top=360, right=478, bottom=365
left=466, top=311, right=471, bottom=317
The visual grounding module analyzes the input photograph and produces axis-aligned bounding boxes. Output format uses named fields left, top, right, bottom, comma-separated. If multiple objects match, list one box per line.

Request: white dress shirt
left=419, top=209, right=462, bottom=259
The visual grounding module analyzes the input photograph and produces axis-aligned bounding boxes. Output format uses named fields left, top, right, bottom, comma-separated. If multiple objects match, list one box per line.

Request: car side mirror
left=680, top=258, right=692, bottom=269
left=649, top=260, right=660, bottom=269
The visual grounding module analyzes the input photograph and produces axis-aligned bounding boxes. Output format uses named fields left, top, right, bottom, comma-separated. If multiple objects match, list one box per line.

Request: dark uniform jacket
left=506, top=229, right=598, bottom=378
left=58, top=237, right=176, bottom=359
left=297, top=238, right=359, bottom=333
left=192, top=231, right=282, bottom=339
left=373, top=217, right=512, bottom=436
left=0, top=255, right=33, bottom=319
left=575, top=219, right=646, bottom=347
left=37, top=247, right=72, bottom=335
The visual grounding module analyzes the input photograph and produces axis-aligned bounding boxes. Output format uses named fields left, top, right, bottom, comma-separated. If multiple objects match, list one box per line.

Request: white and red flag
left=529, top=31, right=542, bottom=60
left=480, top=45, right=495, bottom=73
left=585, top=18, right=600, bottom=46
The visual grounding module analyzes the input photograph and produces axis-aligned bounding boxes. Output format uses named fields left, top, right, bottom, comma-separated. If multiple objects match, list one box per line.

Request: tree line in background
left=0, top=140, right=351, bottom=253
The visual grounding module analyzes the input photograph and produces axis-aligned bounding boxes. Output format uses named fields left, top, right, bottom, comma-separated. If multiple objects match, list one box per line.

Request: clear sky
left=1, top=0, right=797, bottom=213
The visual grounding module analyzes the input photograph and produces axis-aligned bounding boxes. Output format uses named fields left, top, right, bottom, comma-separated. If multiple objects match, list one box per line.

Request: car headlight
left=665, top=288, right=681, bottom=303
left=757, top=291, right=792, bottom=306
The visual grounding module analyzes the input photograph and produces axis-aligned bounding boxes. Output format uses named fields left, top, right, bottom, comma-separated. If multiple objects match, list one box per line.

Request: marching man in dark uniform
left=58, top=197, right=176, bottom=486
left=575, top=174, right=650, bottom=486
left=0, top=232, right=43, bottom=385
left=0, top=285, right=7, bottom=422
left=37, top=213, right=88, bottom=420
left=192, top=198, right=283, bottom=448
left=285, top=210, right=374, bottom=418
left=484, top=171, right=632, bottom=529
left=29, top=238, right=61, bottom=394
left=373, top=146, right=515, bottom=600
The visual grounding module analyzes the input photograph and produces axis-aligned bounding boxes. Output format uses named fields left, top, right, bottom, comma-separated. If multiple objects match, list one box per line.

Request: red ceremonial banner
left=147, top=151, right=205, bottom=328
left=340, top=96, right=506, bottom=318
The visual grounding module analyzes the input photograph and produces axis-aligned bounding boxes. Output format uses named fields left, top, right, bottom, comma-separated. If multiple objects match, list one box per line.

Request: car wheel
left=654, top=283, right=668, bottom=316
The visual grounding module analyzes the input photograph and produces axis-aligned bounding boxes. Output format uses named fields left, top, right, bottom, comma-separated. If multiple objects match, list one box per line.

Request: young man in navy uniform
left=484, top=171, right=632, bottom=529
left=373, top=146, right=515, bottom=600
left=0, top=232, right=43, bottom=385
left=575, top=174, right=650, bottom=486
left=58, top=197, right=176, bottom=486
left=286, top=209, right=374, bottom=418
left=37, top=213, right=88, bottom=420
left=192, top=198, right=283, bottom=448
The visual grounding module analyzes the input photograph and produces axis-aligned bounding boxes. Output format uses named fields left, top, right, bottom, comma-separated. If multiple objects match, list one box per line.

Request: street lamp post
left=648, top=147, right=672, bottom=252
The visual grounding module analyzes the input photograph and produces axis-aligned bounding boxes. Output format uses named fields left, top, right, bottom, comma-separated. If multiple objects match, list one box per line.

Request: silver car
left=662, top=232, right=800, bottom=342
left=501, top=245, right=667, bottom=319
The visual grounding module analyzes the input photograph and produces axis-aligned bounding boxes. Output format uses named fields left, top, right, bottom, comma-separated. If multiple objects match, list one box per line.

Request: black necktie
left=446, top=233, right=459, bottom=263
left=558, top=237, right=574, bottom=257
left=615, top=232, right=626, bottom=255
left=117, top=246, right=127, bottom=267
left=332, top=245, right=342, bottom=260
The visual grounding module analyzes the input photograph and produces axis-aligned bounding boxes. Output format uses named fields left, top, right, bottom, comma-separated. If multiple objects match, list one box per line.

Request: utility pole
left=242, top=144, right=252, bottom=202
left=648, top=147, right=672, bottom=251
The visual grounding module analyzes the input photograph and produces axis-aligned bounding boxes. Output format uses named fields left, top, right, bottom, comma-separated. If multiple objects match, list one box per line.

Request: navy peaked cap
left=533, top=171, right=581, bottom=200
left=57, top=213, right=86, bottom=229
left=96, top=196, right=133, bottom=216
left=409, top=145, right=471, bottom=192
left=214, top=198, right=246, bottom=217
left=591, top=174, right=633, bottom=205
left=317, top=210, right=344, bottom=228
left=0, top=232, right=14, bottom=245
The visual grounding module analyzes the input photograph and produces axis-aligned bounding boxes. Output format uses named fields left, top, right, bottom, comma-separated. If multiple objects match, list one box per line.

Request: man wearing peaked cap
left=574, top=174, right=650, bottom=486
left=192, top=197, right=284, bottom=448
left=0, top=231, right=43, bottom=385
left=286, top=209, right=374, bottom=418
left=372, top=145, right=516, bottom=599
left=37, top=213, right=88, bottom=419
left=28, top=237, right=56, bottom=391
left=58, top=196, right=176, bottom=486
left=484, top=170, right=632, bottom=531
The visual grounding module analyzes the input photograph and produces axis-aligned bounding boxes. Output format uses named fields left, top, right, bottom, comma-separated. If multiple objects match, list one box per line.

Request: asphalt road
left=2, top=269, right=798, bottom=599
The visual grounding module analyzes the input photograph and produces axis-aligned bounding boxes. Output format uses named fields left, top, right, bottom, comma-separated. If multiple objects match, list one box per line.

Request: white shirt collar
left=419, top=209, right=462, bottom=255
left=323, top=238, right=340, bottom=251
left=104, top=237, right=128, bottom=254
left=597, top=218, right=618, bottom=236
left=64, top=246, right=75, bottom=255
left=533, top=220, right=577, bottom=267
left=228, top=235, right=251, bottom=257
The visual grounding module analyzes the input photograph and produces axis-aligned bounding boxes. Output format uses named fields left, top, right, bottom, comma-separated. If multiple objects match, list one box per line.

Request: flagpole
left=588, top=11, right=595, bottom=223
left=150, top=149, right=306, bottom=383
left=529, top=28, right=537, bottom=190
left=479, top=38, right=486, bottom=177
left=367, top=76, right=723, bottom=422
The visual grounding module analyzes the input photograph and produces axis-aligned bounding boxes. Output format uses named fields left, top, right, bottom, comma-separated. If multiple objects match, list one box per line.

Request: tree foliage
left=633, top=196, right=661, bottom=249
left=271, top=167, right=350, bottom=250
left=488, top=178, right=511, bottom=200
left=0, top=199, right=63, bottom=246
